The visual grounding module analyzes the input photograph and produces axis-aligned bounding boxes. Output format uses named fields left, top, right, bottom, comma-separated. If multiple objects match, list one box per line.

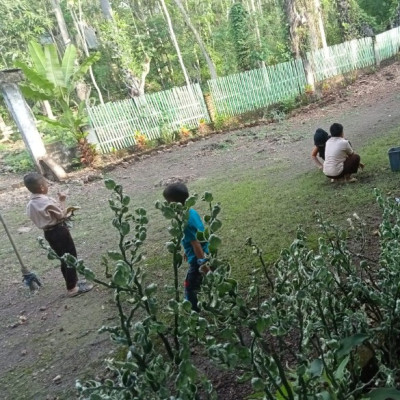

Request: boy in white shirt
left=24, top=172, right=92, bottom=297
left=323, top=123, right=364, bottom=182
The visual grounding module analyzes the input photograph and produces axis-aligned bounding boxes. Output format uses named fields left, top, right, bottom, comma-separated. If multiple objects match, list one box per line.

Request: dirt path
left=0, top=61, right=400, bottom=399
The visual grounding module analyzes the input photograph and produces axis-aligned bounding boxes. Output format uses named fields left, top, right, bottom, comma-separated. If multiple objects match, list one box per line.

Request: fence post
left=302, top=56, right=315, bottom=92
left=203, top=92, right=215, bottom=122
left=372, top=35, right=380, bottom=68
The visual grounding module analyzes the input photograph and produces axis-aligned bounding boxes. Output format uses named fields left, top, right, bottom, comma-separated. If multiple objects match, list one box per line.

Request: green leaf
left=112, top=268, right=127, bottom=286
left=145, top=283, right=157, bottom=296
left=309, top=359, right=323, bottom=378
left=334, top=355, right=349, bottom=380
left=15, top=60, right=55, bottom=93
left=104, top=179, right=116, bottom=190
left=83, top=267, right=96, bottom=281
left=210, top=219, right=222, bottom=232
left=44, top=44, right=65, bottom=87
left=74, top=52, right=100, bottom=82
left=320, top=392, right=332, bottom=400
left=202, top=192, right=213, bottom=202
left=36, top=115, right=69, bottom=129
left=108, top=251, right=123, bottom=261
left=120, top=222, right=130, bottom=236
left=162, top=207, right=176, bottom=219
left=19, top=85, right=53, bottom=101
left=122, top=196, right=130, bottom=206
left=166, top=241, right=176, bottom=253
left=185, top=195, right=197, bottom=208
left=337, top=333, right=369, bottom=358
left=366, top=388, right=400, bottom=400
left=251, top=378, right=264, bottom=392
left=196, top=231, right=207, bottom=242
left=28, top=41, right=46, bottom=76
left=208, top=234, right=222, bottom=252
left=61, top=44, right=77, bottom=86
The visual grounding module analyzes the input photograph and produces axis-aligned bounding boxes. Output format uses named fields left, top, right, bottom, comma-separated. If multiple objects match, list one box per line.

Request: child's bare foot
left=68, top=282, right=93, bottom=297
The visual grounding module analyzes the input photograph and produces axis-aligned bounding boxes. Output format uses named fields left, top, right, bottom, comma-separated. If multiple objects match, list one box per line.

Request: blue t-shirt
left=183, top=209, right=209, bottom=264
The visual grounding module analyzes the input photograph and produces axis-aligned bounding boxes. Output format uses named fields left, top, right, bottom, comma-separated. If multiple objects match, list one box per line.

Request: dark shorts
left=44, top=224, right=78, bottom=290
left=326, top=153, right=361, bottom=179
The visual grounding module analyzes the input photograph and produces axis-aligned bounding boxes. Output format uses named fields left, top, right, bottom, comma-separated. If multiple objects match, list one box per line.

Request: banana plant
left=15, top=41, right=100, bottom=141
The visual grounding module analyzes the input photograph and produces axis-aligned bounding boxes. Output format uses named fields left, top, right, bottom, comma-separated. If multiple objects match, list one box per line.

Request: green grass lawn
left=143, top=127, right=400, bottom=286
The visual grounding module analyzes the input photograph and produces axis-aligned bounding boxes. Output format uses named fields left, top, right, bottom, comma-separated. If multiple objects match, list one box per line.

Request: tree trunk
left=159, top=0, right=192, bottom=89
left=69, top=4, right=104, bottom=104
left=284, top=0, right=301, bottom=58
left=50, top=0, right=72, bottom=47
left=334, top=0, right=359, bottom=40
left=314, top=0, right=327, bottom=48
left=172, top=0, right=218, bottom=80
left=100, top=0, right=113, bottom=21
left=42, top=100, right=56, bottom=120
left=249, top=0, right=265, bottom=68
left=284, top=0, right=315, bottom=90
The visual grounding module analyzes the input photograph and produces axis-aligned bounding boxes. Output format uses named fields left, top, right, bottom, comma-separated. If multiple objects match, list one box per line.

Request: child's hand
left=58, top=191, right=67, bottom=202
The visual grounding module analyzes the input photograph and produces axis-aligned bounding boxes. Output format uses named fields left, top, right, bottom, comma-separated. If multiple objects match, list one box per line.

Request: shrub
left=39, top=185, right=400, bottom=399
left=134, top=131, right=148, bottom=151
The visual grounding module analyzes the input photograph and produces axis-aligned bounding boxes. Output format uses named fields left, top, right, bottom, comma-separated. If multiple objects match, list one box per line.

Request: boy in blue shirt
left=163, top=183, right=209, bottom=312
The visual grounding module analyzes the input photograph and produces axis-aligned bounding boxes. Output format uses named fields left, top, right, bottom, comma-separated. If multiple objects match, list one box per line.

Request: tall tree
left=334, top=0, right=374, bottom=40
left=229, top=2, right=254, bottom=71
left=98, top=0, right=152, bottom=96
left=159, top=0, right=192, bottom=88
left=314, top=0, right=327, bottom=48
left=50, top=0, right=72, bottom=46
left=249, top=0, right=265, bottom=67
left=172, top=0, right=218, bottom=79
left=284, top=0, right=303, bottom=58
left=68, top=0, right=104, bottom=103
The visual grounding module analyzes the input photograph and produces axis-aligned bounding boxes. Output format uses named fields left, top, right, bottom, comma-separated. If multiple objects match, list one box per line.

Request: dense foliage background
left=1, top=0, right=398, bottom=104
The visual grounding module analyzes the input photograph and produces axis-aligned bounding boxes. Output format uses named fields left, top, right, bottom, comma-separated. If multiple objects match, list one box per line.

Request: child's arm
left=57, top=191, right=67, bottom=212
left=191, top=240, right=205, bottom=259
left=311, top=146, right=323, bottom=169
left=191, top=240, right=210, bottom=274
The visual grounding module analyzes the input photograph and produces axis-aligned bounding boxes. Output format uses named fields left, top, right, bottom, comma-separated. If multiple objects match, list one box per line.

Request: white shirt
left=26, top=194, right=65, bottom=230
left=323, top=137, right=353, bottom=177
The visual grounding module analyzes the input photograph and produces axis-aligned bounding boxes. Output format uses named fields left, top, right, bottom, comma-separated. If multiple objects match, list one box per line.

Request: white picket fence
left=87, top=84, right=209, bottom=153
left=88, top=26, right=400, bottom=153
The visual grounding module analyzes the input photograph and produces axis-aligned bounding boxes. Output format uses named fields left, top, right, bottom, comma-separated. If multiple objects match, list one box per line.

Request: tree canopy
left=0, top=0, right=396, bottom=103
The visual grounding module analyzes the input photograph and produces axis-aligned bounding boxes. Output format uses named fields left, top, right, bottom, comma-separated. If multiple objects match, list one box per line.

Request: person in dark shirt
left=311, top=128, right=330, bottom=170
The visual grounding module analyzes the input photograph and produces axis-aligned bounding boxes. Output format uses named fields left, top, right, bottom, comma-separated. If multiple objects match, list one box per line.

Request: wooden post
left=0, top=69, right=67, bottom=180
left=372, top=35, right=380, bottom=68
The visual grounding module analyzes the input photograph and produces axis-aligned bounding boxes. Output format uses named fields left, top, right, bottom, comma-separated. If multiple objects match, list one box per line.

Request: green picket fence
left=376, top=26, right=400, bottom=63
left=207, top=59, right=306, bottom=116
left=88, top=27, right=400, bottom=151
left=307, top=37, right=375, bottom=82
left=87, top=84, right=209, bottom=153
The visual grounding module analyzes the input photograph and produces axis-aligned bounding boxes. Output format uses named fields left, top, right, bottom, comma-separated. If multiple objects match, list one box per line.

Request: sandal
left=68, top=281, right=93, bottom=297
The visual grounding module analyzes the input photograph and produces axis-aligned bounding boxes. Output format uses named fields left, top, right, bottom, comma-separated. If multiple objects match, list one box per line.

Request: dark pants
left=44, top=224, right=78, bottom=290
left=328, top=153, right=361, bottom=179
left=184, top=260, right=203, bottom=312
